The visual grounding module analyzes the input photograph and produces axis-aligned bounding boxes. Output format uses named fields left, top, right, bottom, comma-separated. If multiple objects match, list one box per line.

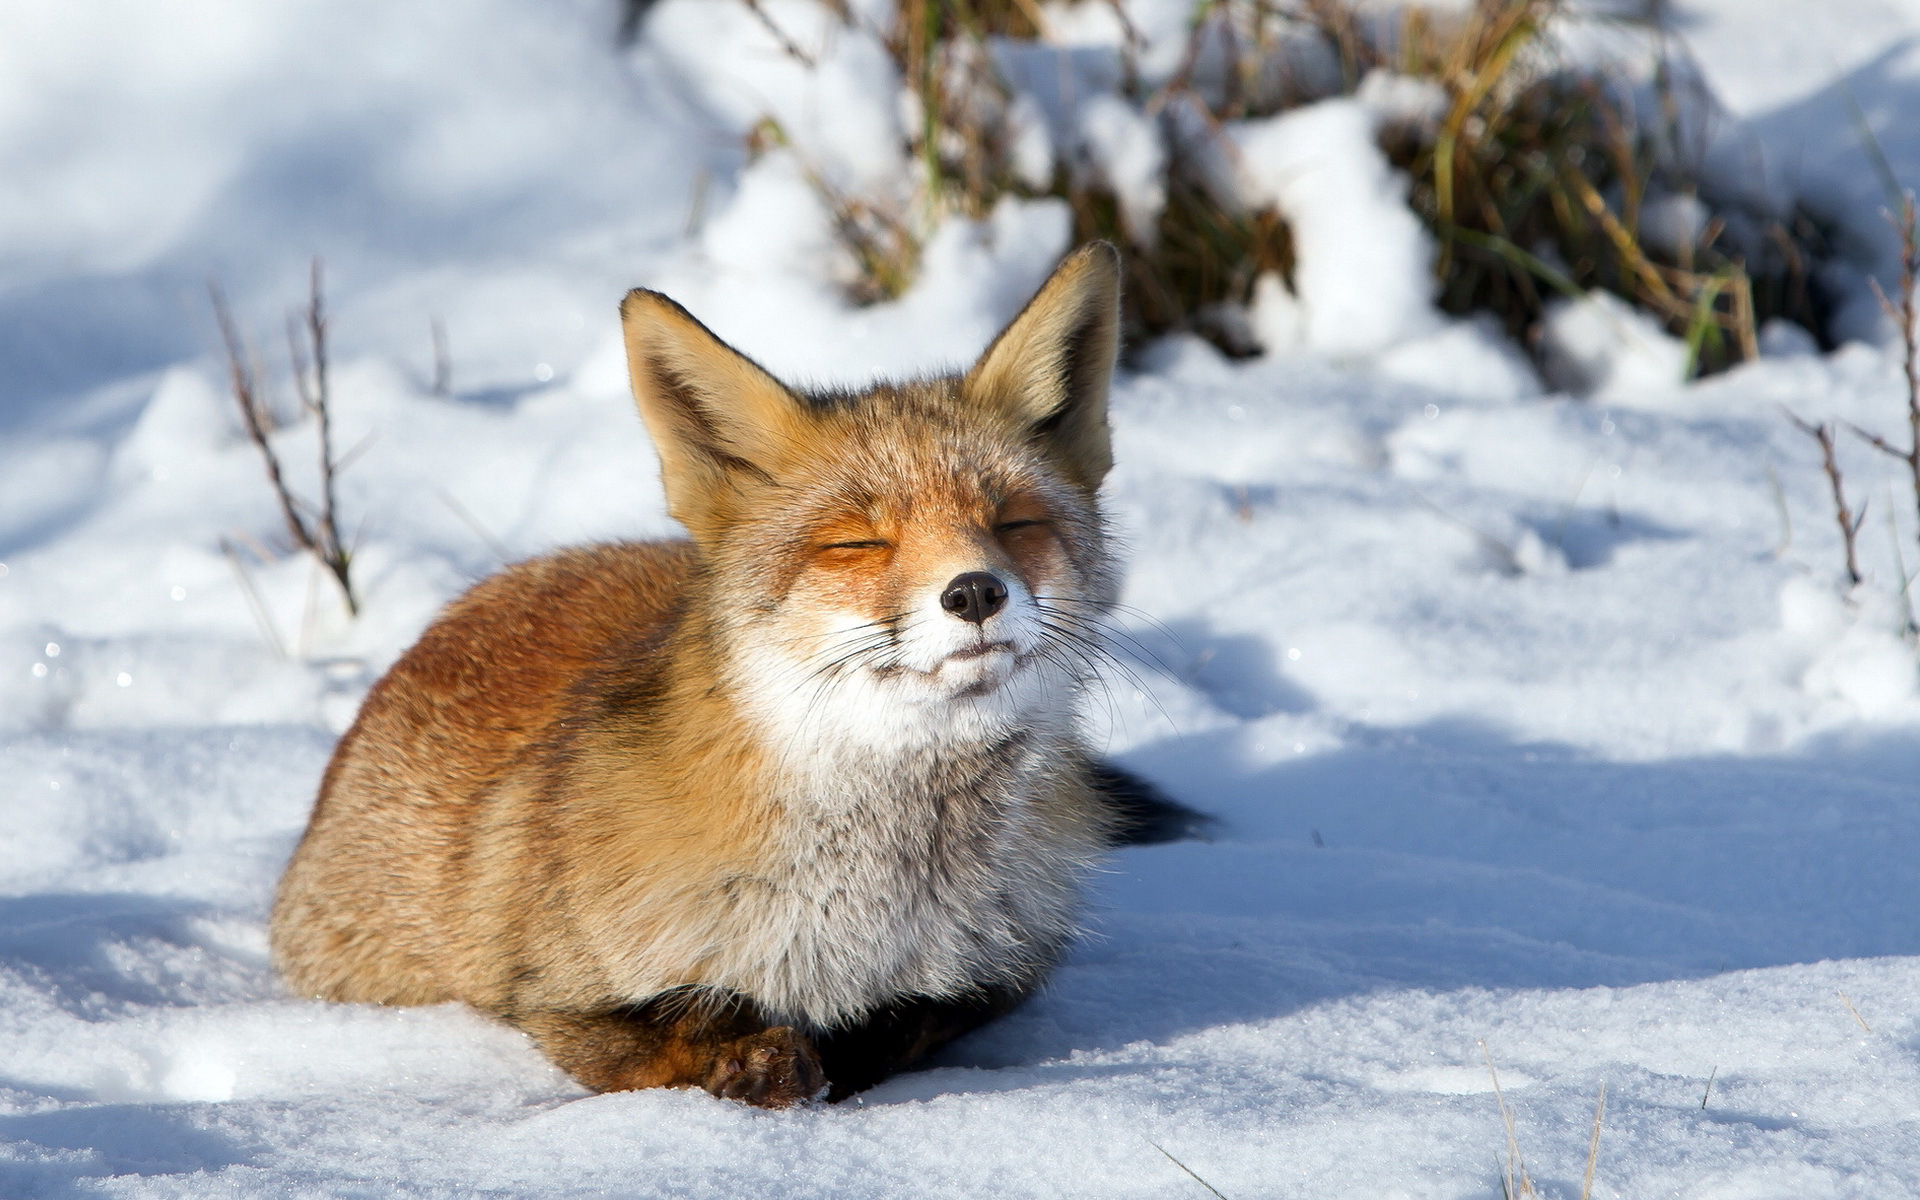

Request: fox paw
left=704, top=1026, right=826, bottom=1109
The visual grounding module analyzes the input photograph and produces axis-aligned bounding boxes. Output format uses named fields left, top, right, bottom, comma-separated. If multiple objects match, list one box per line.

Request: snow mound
left=1234, top=98, right=1441, bottom=358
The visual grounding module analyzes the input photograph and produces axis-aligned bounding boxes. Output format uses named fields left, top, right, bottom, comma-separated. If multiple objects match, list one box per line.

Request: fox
left=270, top=242, right=1175, bottom=1108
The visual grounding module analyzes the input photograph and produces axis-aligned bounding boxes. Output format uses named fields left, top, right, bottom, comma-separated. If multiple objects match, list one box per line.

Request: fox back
left=270, top=244, right=1126, bottom=1106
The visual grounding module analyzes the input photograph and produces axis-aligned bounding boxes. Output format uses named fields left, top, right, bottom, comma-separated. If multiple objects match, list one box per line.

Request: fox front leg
left=509, top=997, right=826, bottom=1108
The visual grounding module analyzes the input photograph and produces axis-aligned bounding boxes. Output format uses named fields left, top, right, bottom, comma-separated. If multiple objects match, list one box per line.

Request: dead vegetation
left=1333, top=0, right=1823, bottom=373
left=1788, top=192, right=1920, bottom=628
left=726, top=0, right=1834, bottom=372
left=1850, top=194, right=1920, bottom=616
left=209, top=259, right=361, bottom=618
left=1480, top=1042, right=1608, bottom=1200
left=1785, top=408, right=1867, bottom=589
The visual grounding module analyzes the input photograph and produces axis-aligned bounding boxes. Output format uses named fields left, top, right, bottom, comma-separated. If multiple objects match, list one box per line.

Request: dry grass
left=1147, top=1138, right=1232, bottom=1199
left=1481, top=1040, right=1537, bottom=1199
left=750, top=0, right=1836, bottom=372
left=1222, top=0, right=1827, bottom=371
left=1481, top=1042, right=1609, bottom=1200
left=1070, top=173, right=1295, bottom=352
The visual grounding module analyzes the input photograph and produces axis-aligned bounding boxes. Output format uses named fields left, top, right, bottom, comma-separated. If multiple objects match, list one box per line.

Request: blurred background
left=3, top=0, right=1915, bottom=428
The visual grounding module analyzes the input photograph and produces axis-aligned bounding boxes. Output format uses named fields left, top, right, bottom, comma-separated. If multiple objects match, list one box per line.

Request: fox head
left=619, top=244, right=1122, bottom=759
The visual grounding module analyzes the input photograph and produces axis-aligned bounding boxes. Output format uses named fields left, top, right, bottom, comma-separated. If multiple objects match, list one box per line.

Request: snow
left=1680, top=0, right=1920, bottom=342
left=1078, top=93, right=1168, bottom=248
left=1234, top=98, right=1443, bottom=358
left=1539, top=291, right=1691, bottom=402
left=6, top=0, right=1920, bottom=1196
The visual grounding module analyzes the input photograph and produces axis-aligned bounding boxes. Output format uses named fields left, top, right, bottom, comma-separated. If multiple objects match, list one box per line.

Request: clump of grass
left=744, top=115, right=923, bottom=305
left=1310, top=0, right=1824, bottom=374
left=1154, top=0, right=1830, bottom=369
left=1070, top=171, right=1295, bottom=353
left=890, top=0, right=1043, bottom=222
left=1481, top=1042, right=1609, bottom=1200
left=739, top=0, right=1833, bottom=372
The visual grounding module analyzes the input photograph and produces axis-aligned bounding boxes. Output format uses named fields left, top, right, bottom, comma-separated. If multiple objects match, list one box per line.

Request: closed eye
left=994, top=520, right=1048, bottom=534
left=821, top=540, right=889, bottom=551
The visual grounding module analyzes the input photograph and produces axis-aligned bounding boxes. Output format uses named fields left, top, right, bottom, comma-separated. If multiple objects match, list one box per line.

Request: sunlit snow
left=4, top=0, right=1920, bottom=1196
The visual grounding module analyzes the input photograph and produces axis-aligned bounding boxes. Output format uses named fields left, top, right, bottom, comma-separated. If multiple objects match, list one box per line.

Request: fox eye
left=820, top=539, right=889, bottom=551
left=994, top=519, right=1048, bottom=534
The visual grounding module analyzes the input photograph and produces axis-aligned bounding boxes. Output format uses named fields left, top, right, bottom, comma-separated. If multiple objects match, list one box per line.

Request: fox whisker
left=1030, top=610, right=1178, bottom=732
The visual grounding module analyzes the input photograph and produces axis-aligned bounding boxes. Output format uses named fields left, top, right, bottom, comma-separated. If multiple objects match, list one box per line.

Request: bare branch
left=1787, top=407, right=1866, bottom=587
left=210, top=280, right=318, bottom=559
left=209, top=263, right=360, bottom=621
left=1845, top=420, right=1914, bottom=463
left=430, top=316, right=452, bottom=397
left=739, top=0, right=816, bottom=66
left=1894, top=195, right=1920, bottom=551
left=303, top=258, right=357, bottom=616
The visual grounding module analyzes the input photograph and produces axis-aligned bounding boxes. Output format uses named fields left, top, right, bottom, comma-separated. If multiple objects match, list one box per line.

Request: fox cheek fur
left=268, top=243, right=1126, bottom=1108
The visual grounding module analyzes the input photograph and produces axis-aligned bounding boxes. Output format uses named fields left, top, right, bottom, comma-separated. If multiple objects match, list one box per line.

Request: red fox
left=270, top=243, right=1167, bottom=1107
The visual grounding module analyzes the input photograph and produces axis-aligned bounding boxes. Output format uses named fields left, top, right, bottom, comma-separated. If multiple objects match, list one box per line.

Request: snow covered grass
left=724, top=0, right=1836, bottom=378
left=6, top=0, right=1920, bottom=1196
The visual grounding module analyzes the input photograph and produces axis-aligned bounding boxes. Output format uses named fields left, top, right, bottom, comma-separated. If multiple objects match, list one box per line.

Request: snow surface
left=6, top=1, right=1920, bottom=1196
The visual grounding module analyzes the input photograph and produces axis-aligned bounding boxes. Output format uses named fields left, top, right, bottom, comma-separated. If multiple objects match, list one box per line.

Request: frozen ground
left=6, top=1, right=1920, bottom=1196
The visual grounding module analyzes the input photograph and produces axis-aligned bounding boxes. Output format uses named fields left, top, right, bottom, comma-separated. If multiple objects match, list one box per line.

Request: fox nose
left=941, top=572, right=1009, bottom=624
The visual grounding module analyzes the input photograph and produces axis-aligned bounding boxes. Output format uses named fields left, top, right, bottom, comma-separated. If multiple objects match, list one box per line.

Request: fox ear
left=620, top=289, right=805, bottom=538
left=964, top=242, right=1122, bottom=491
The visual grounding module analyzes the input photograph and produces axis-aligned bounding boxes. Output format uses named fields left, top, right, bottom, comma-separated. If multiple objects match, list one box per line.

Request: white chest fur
left=588, top=620, right=1105, bottom=1029
left=588, top=713, right=1101, bottom=1030
left=730, top=731, right=1097, bottom=1029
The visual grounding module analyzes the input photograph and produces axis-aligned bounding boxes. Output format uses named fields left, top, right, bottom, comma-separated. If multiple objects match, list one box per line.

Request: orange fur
left=271, top=244, right=1126, bottom=1106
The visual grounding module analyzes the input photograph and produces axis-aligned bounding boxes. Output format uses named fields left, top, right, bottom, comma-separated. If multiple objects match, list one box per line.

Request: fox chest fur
left=584, top=713, right=1094, bottom=1029
left=271, top=244, right=1127, bottom=1105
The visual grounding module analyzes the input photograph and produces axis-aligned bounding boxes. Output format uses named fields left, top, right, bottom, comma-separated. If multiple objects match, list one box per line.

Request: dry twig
left=1147, top=1139, right=1231, bottom=1200
left=430, top=316, right=451, bottom=397
left=739, top=0, right=816, bottom=66
left=1580, top=1081, right=1607, bottom=1200
left=1855, top=195, right=1920, bottom=565
left=1839, top=990, right=1874, bottom=1033
left=1785, top=407, right=1867, bottom=587
left=209, top=259, right=360, bottom=617
left=1480, top=1041, right=1536, bottom=1199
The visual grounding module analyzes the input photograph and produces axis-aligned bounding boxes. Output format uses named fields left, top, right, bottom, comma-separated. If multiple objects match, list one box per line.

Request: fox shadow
left=923, top=717, right=1920, bottom=1077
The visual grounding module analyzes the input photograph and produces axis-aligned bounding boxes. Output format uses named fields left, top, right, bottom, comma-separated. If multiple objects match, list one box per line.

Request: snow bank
left=1540, top=290, right=1691, bottom=403
left=646, top=0, right=908, bottom=196
left=1234, top=98, right=1441, bottom=359
left=1229, top=93, right=1541, bottom=402
left=0, top=0, right=708, bottom=415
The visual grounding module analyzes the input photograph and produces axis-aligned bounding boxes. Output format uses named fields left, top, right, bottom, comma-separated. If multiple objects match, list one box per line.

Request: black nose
left=941, top=572, right=1009, bottom=624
